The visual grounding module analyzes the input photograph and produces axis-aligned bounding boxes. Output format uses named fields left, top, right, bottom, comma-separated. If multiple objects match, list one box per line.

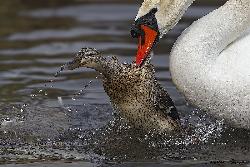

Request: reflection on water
left=0, top=0, right=250, bottom=166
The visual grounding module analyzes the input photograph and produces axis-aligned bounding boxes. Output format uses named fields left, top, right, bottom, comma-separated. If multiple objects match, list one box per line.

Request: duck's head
left=131, top=0, right=194, bottom=66
left=60, top=48, right=119, bottom=79
left=62, top=48, right=102, bottom=70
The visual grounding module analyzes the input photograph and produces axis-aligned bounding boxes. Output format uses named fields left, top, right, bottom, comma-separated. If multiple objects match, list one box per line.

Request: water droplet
left=30, top=94, right=37, bottom=98
left=58, top=97, right=64, bottom=106
left=55, top=65, right=65, bottom=77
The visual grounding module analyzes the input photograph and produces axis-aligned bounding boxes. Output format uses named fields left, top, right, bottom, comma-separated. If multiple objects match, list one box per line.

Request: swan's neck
left=202, top=0, right=250, bottom=58
left=196, top=0, right=250, bottom=58
left=170, top=0, right=250, bottom=87
left=171, top=0, right=250, bottom=84
left=156, top=0, right=195, bottom=37
left=136, top=0, right=194, bottom=37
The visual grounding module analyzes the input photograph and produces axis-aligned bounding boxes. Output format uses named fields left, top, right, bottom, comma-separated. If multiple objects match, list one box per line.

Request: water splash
left=54, top=65, right=65, bottom=77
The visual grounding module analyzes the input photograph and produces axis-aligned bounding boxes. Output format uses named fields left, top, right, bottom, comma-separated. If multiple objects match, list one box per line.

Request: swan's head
left=131, top=7, right=160, bottom=66
left=131, top=0, right=193, bottom=66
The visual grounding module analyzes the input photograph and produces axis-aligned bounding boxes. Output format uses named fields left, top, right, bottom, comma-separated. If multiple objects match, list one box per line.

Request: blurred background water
left=1, top=0, right=250, bottom=166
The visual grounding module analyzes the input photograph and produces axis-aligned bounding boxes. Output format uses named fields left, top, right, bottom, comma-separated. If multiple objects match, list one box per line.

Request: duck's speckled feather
left=62, top=48, right=181, bottom=134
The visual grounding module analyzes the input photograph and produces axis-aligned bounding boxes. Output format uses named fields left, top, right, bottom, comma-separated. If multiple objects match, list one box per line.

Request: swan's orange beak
left=135, top=25, right=159, bottom=66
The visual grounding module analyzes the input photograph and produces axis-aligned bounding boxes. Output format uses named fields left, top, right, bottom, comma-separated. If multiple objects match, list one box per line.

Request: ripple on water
left=6, top=27, right=128, bottom=41
left=22, top=4, right=138, bottom=22
left=0, top=42, right=136, bottom=56
left=22, top=5, right=216, bottom=22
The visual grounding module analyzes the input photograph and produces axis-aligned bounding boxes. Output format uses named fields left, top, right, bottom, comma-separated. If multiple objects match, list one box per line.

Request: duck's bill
left=136, top=25, right=159, bottom=66
left=62, top=57, right=82, bottom=70
left=55, top=58, right=80, bottom=77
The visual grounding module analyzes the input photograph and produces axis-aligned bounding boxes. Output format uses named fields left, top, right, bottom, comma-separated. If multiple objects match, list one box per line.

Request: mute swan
left=60, top=48, right=181, bottom=133
left=131, top=0, right=250, bottom=129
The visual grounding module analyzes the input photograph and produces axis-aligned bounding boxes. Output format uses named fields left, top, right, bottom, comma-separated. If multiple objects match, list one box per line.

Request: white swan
left=131, top=0, right=250, bottom=129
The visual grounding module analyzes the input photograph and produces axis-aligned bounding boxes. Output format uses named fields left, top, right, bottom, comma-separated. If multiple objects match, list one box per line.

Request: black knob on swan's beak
left=130, top=23, right=143, bottom=38
left=130, top=8, right=159, bottom=40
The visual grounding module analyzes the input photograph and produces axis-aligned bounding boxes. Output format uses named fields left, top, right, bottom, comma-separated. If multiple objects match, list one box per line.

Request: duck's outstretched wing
left=154, top=83, right=180, bottom=121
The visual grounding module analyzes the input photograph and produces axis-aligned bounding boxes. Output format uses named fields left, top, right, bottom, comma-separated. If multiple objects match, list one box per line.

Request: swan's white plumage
left=136, top=0, right=194, bottom=36
left=170, top=0, right=250, bottom=128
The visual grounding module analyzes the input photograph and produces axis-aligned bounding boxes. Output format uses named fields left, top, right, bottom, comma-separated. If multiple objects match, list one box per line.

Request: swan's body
left=135, top=0, right=250, bottom=129
left=171, top=0, right=250, bottom=129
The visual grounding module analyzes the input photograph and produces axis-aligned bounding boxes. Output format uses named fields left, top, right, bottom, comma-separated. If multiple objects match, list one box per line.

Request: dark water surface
left=0, top=0, right=250, bottom=166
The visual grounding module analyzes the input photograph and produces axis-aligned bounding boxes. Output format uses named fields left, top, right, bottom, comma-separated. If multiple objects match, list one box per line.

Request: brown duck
left=60, top=48, right=181, bottom=134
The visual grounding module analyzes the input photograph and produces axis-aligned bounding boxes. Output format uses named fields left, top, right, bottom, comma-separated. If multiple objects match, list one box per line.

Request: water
left=0, top=0, right=250, bottom=166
